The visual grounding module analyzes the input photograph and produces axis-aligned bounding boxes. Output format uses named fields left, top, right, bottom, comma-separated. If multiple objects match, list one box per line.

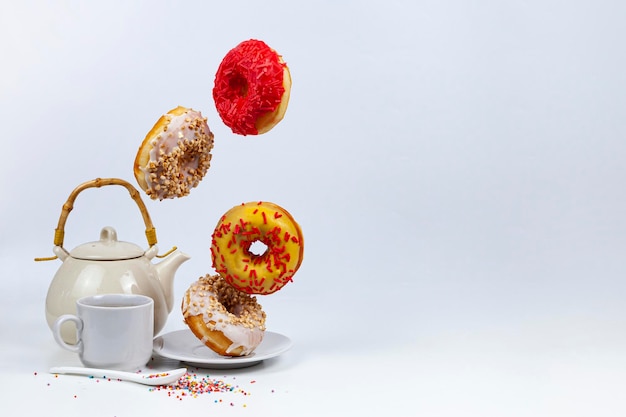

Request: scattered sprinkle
left=144, top=372, right=171, bottom=379
left=149, top=371, right=250, bottom=402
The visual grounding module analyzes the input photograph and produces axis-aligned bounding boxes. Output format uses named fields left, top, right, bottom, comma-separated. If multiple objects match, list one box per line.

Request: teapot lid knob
left=100, top=226, right=118, bottom=243
left=68, top=226, right=145, bottom=260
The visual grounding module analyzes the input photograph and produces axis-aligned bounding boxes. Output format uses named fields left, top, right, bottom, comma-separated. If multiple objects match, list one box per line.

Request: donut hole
left=222, top=299, right=244, bottom=317
left=229, top=73, right=249, bottom=97
left=214, top=290, right=244, bottom=317
left=248, top=240, right=268, bottom=256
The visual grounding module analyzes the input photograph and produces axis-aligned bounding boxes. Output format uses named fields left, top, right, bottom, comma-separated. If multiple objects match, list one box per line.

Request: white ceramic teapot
left=40, top=178, right=190, bottom=343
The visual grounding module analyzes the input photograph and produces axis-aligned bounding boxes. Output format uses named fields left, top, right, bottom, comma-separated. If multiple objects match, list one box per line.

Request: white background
left=2, top=0, right=626, bottom=415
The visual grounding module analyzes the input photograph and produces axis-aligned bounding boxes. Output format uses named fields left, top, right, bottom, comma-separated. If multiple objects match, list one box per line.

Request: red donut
left=213, top=39, right=291, bottom=136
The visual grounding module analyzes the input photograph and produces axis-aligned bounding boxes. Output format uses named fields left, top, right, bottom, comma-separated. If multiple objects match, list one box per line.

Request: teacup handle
left=53, top=315, right=84, bottom=353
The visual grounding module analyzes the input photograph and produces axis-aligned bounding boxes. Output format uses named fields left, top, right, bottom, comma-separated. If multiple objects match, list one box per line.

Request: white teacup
left=52, top=294, right=154, bottom=371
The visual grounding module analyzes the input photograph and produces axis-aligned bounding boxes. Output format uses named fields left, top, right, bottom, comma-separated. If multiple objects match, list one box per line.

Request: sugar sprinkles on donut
left=213, top=39, right=291, bottom=136
left=211, top=201, right=304, bottom=295
left=134, top=106, right=214, bottom=200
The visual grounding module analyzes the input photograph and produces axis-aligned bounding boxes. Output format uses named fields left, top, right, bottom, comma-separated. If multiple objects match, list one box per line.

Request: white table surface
left=2, top=1, right=626, bottom=416
left=4, top=242, right=626, bottom=416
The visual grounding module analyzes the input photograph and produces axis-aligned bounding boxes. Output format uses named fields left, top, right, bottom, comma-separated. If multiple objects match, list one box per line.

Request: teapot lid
left=69, top=226, right=145, bottom=260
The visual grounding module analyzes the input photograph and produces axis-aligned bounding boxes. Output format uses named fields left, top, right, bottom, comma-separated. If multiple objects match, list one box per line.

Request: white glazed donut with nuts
left=181, top=274, right=266, bottom=356
left=133, top=106, right=214, bottom=200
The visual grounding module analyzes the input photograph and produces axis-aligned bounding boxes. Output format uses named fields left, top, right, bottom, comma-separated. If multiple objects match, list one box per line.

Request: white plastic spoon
left=49, top=366, right=187, bottom=386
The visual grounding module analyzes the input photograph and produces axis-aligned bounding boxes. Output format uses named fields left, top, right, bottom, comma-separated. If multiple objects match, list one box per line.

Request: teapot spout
left=154, top=249, right=190, bottom=312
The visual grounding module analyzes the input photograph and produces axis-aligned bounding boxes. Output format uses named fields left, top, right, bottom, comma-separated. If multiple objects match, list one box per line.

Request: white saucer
left=153, top=329, right=292, bottom=369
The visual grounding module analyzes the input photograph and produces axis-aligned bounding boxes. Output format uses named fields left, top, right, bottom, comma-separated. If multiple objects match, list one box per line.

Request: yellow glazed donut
left=133, top=106, right=214, bottom=200
left=211, top=201, right=304, bottom=295
left=182, top=274, right=266, bottom=356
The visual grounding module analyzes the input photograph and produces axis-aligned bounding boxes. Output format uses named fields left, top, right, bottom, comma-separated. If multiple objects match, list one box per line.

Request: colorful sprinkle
left=144, top=372, right=171, bottom=379
left=149, top=371, right=250, bottom=401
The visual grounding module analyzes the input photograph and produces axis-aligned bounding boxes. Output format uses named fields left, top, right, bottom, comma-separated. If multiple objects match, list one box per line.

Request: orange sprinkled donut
left=213, top=39, right=291, bottom=136
left=211, top=201, right=304, bottom=295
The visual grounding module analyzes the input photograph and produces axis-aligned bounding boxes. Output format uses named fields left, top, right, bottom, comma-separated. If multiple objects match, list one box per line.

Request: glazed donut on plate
left=133, top=106, right=214, bottom=200
left=182, top=273, right=266, bottom=357
left=211, top=201, right=304, bottom=295
left=213, top=39, right=291, bottom=136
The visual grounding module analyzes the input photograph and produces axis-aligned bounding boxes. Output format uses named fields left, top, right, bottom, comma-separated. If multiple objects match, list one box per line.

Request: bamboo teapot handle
left=51, top=178, right=157, bottom=251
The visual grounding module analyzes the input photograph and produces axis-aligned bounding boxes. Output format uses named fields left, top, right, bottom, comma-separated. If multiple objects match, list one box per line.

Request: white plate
left=153, top=329, right=292, bottom=369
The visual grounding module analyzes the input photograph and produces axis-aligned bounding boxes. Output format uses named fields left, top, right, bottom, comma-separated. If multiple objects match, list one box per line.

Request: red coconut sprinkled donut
left=213, top=39, right=291, bottom=136
left=211, top=201, right=304, bottom=295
